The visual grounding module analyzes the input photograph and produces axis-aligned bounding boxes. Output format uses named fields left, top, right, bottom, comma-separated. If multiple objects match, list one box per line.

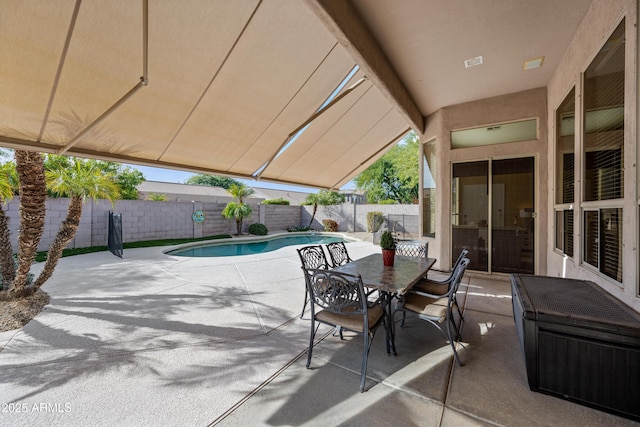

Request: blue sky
left=130, top=165, right=354, bottom=193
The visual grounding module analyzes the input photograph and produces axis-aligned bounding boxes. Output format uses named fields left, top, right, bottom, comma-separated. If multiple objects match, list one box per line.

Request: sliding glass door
left=452, top=161, right=489, bottom=271
left=452, top=157, right=534, bottom=274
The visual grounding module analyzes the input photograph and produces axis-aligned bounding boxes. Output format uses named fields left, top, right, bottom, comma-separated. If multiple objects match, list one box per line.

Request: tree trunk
left=8, top=150, right=46, bottom=298
left=33, top=196, right=83, bottom=289
left=307, top=203, right=318, bottom=228
left=236, top=218, right=242, bottom=235
left=0, top=206, right=15, bottom=287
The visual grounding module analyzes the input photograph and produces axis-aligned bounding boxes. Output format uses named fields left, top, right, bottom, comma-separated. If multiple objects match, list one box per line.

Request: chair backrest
left=297, top=245, right=330, bottom=270
left=304, top=269, right=367, bottom=316
left=326, top=241, right=353, bottom=267
left=396, top=241, right=429, bottom=258
left=448, top=257, right=470, bottom=298
left=452, top=248, right=469, bottom=271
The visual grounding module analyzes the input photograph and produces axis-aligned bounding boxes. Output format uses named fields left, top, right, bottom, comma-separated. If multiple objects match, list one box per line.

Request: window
left=584, top=208, right=622, bottom=282
left=423, top=139, right=436, bottom=237
left=581, top=19, right=625, bottom=282
left=451, top=119, right=537, bottom=149
left=554, top=88, right=575, bottom=256
left=555, top=210, right=574, bottom=257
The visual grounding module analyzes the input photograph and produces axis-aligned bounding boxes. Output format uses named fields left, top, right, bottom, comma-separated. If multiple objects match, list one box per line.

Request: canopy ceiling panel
left=161, top=1, right=348, bottom=175
left=0, top=0, right=410, bottom=189
left=0, top=1, right=82, bottom=139
left=73, top=0, right=262, bottom=158
left=39, top=0, right=142, bottom=145
left=262, top=76, right=409, bottom=189
left=226, top=46, right=356, bottom=176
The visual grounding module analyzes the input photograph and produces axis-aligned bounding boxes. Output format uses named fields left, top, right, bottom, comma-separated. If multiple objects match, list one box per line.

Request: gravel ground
left=0, top=289, right=50, bottom=332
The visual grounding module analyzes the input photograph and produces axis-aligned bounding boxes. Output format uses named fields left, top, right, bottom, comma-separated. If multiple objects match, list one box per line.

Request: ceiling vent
left=524, top=56, right=544, bottom=70
left=464, top=55, right=484, bottom=68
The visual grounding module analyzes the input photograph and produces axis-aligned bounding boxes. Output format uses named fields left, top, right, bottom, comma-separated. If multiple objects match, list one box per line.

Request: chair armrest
left=422, top=277, right=449, bottom=285
left=406, top=288, right=453, bottom=299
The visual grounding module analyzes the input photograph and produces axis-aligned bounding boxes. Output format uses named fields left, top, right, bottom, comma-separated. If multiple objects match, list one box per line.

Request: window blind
left=583, top=19, right=625, bottom=202
left=601, top=208, right=622, bottom=282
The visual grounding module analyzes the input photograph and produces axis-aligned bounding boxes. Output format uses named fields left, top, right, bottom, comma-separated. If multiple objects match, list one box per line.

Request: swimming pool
left=166, top=233, right=353, bottom=257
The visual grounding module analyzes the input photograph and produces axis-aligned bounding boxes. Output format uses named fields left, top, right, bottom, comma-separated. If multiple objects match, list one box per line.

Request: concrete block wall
left=2, top=197, right=418, bottom=252
left=260, top=205, right=301, bottom=231
left=201, top=202, right=261, bottom=235
left=89, top=199, right=197, bottom=246
left=303, top=204, right=419, bottom=234
left=3, top=198, right=96, bottom=252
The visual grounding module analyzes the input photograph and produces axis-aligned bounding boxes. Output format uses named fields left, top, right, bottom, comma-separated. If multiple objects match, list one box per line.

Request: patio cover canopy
left=0, top=0, right=411, bottom=189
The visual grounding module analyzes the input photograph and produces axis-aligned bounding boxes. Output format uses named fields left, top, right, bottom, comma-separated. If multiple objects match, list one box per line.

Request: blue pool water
left=167, top=234, right=349, bottom=257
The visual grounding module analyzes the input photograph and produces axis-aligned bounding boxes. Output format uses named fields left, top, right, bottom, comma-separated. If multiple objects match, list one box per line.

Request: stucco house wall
left=422, top=87, right=549, bottom=271
left=420, top=0, right=639, bottom=311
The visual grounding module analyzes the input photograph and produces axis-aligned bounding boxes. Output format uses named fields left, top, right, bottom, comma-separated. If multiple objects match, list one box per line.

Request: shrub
left=322, top=219, right=338, bottom=232
left=379, top=199, right=397, bottom=205
left=367, top=211, right=384, bottom=232
left=380, top=230, right=396, bottom=250
left=146, top=193, right=168, bottom=201
left=248, top=223, right=268, bottom=235
left=287, top=225, right=311, bottom=232
left=262, top=198, right=290, bottom=205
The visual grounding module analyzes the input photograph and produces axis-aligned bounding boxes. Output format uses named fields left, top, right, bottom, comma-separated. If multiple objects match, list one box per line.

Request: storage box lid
left=511, top=274, right=640, bottom=335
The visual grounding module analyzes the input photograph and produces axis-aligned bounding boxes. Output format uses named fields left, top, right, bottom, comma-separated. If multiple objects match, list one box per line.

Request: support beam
left=304, top=0, right=424, bottom=133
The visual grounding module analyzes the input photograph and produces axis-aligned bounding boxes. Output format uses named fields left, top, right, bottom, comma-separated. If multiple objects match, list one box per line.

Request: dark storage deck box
left=511, top=274, right=640, bottom=421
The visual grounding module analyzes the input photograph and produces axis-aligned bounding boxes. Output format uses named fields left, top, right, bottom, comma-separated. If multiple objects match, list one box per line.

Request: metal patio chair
left=303, top=268, right=386, bottom=392
left=395, top=240, right=429, bottom=258
left=414, top=248, right=469, bottom=320
left=325, top=241, right=353, bottom=268
left=394, top=257, right=470, bottom=366
left=297, top=245, right=330, bottom=319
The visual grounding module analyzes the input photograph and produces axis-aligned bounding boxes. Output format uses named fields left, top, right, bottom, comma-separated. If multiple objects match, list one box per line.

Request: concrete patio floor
left=0, top=237, right=636, bottom=426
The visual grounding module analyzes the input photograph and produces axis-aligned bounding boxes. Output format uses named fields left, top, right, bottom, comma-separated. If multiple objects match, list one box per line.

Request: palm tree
left=305, top=193, right=320, bottom=229
left=222, top=183, right=254, bottom=235
left=7, top=150, right=47, bottom=298
left=0, top=161, right=18, bottom=287
left=303, top=190, right=345, bottom=228
left=32, top=157, right=120, bottom=288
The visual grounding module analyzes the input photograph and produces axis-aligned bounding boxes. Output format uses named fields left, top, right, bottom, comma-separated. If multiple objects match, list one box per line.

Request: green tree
left=43, top=155, right=144, bottom=200
left=114, top=167, right=145, bottom=200
left=222, top=183, right=255, bottom=235
left=33, top=158, right=120, bottom=288
left=187, top=174, right=241, bottom=189
left=303, top=190, right=345, bottom=228
left=354, top=132, right=419, bottom=203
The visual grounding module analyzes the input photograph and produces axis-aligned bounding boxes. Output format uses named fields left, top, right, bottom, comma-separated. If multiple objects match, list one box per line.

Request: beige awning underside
left=0, top=0, right=410, bottom=189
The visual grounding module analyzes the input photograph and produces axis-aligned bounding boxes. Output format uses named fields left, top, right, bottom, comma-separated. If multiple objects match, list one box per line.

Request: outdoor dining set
left=297, top=241, right=470, bottom=392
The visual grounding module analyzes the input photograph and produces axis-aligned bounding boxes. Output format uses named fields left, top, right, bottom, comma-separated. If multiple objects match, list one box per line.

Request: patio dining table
left=332, top=253, right=436, bottom=355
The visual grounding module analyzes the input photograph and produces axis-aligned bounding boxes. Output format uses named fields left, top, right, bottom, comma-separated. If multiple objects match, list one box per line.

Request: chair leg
left=300, top=291, right=308, bottom=319
left=332, top=325, right=344, bottom=340
left=306, top=319, right=317, bottom=369
left=449, top=314, right=462, bottom=341
left=454, top=295, right=464, bottom=321
left=446, top=316, right=464, bottom=367
left=360, top=331, right=369, bottom=392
